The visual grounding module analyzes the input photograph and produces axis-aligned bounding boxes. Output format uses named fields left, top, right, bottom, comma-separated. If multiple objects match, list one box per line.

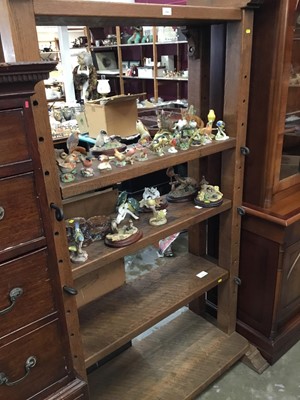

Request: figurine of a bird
left=74, top=220, right=84, bottom=254
left=67, top=130, right=79, bottom=154
left=114, top=148, right=126, bottom=161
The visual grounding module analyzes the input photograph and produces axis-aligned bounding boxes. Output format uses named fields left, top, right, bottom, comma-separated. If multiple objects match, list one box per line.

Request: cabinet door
left=237, top=229, right=279, bottom=337
left=278, top=239, right=300, bottom=327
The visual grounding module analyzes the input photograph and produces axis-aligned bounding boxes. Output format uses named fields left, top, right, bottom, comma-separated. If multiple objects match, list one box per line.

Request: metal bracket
left=240, top=146, right=250, bottom=156
left=234, top=276, right=242, bottom=286
left=63, top=286, right=78, bottom=296
left=237, top=206, right=246, bottom=216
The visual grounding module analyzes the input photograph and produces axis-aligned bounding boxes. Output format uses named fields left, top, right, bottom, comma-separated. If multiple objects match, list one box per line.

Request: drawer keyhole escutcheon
left=0, top=356, right=37, bottom=386
left=0, top=206, right=5, bottom=220
left=0, top=287, right=23, bottom=315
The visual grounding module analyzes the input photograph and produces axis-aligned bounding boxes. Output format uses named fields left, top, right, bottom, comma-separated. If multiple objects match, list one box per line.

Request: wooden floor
left=79, top=253, right=228, bottom=367
left=88, top=310, right=248, bottom=400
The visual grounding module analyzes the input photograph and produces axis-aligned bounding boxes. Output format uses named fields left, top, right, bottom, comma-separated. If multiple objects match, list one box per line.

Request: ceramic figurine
left=136, top=120, right=151, bottom=145
left=80, top=167, right=94, bottom=177
left=55, top=148, right=76, bottom=182
left=150, top=132, right=169, bottom=156
left=194, top=177, right=223, bottom=207
left=134, top=147, right=148, bottom=161
left=66, top=129, right=80, bottom=154
left=69, top=220, right=88, bottom=263
left=97, top=154, right=112, bottom=170
left=72, top=51, right=98, bottom=102
left=215, top=120, right=229, bottom=141
left=139, top=188, right=168, bottom=226
left=198, top=109, right=216, bottom=144
left=127, top=26, right=143, bottom=44
left=139, top=186, right=167, bottom=212
left=166, top=167, right=198, bottom=202
left=105, top=192, right=142, bottom=247
left=148, top=206, right=167, bottom=226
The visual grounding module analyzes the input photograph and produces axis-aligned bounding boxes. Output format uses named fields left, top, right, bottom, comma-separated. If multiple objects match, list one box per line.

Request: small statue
left=194, top=177, right=223, bottom=207
left=139, top=187, right=168, bottom=226
left=127, top=26, right=143, bottom=44
left=69, top=220, right=88, bottom=263
left=73, top=51, right=98, bottom=103
left=149, top=207, right=168, bottom=226
left=215, top=120, right=229, bottom=141
left=105, top=192, right=142, bottom=247
left=136, top=119, right=151, bottom=145
left=166, top=167, right=198, bottom=202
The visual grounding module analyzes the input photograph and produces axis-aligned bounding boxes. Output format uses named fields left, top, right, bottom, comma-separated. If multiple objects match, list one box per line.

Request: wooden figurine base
left=166, top=191, right=198, bottom=203
left=104, top=230, right=143, bottom=248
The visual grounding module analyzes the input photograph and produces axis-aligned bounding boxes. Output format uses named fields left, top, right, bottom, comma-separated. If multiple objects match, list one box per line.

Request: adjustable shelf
left=71, top=198, right=231, bottom=280
left=60, top=138, right=236, bottom=199
left=87, top=310, right=248, bottom=400
left=80, top=253, right=229, bottom=367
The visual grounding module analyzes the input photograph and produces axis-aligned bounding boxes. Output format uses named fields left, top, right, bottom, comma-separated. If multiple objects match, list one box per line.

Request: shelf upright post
left=58, top=26, right=76, bottom=103
left=152, top=26, right=158, bottom=102
left=116, top=26, right=125, bottom=95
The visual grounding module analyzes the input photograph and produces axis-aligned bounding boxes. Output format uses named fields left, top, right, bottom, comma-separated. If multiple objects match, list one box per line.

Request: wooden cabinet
left=0, top=63, right=87, bottom=399
left=237, top=0, right=300, bottom=364
left=0, top=1, right=261, bottom=398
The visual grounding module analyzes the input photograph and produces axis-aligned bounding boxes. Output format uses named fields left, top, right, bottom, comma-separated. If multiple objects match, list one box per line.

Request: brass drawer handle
left=0, top=287, right=23, bottom=316
left=0, top=206, right=4, bottom=220
left=0, top=356, right=37, bottom=386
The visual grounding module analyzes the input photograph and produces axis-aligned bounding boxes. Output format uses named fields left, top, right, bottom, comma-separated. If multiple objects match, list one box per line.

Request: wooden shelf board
left=79, top=255, right=229, bottom=367
left=60, top=139, right=236, bottom=199
left=87, top=310, right=248, bottom=399
left=71, top=198, right=231, bottom=279
left=34, top=1, right=242, bottom=27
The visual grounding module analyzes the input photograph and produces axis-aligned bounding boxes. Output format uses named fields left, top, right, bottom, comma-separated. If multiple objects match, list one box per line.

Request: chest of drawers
left=0, top=63, right=87, bottom=399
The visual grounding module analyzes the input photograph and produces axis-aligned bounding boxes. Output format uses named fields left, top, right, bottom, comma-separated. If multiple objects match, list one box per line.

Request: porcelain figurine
left=127, top=26, right=143, bottom=44
left=80, top=167, right=94, bottom=177
left=69, top=220, right=88, bottom=263
left=73, top=51, right=98, bottom=102
left=194, top=177, right=223, bottom=207
left=215, top=120, right=229, bottom=141
left=105, top=192, right=142, bottom=247
left=149, top=206, right=168, bottom=226
left=97, top=154, right=112, bottom=170
left=139, top=187, right=167, bottom=212
left=136, top=120, right=151, bottom=145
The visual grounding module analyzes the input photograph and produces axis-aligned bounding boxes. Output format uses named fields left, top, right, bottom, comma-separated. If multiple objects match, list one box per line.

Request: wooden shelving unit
left=1, top=1, right=260, bottom=399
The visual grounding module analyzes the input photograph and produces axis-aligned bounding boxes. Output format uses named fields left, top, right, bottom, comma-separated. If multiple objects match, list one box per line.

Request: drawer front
left=0, top=108, right=30, bottom=165
left=0, top=108, right=31, bottom=168
left=0, top=249, right=56, bottom=340
left=0, top=173, right=44, bottom=258
left=0, top=320, right=72, bottom=400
